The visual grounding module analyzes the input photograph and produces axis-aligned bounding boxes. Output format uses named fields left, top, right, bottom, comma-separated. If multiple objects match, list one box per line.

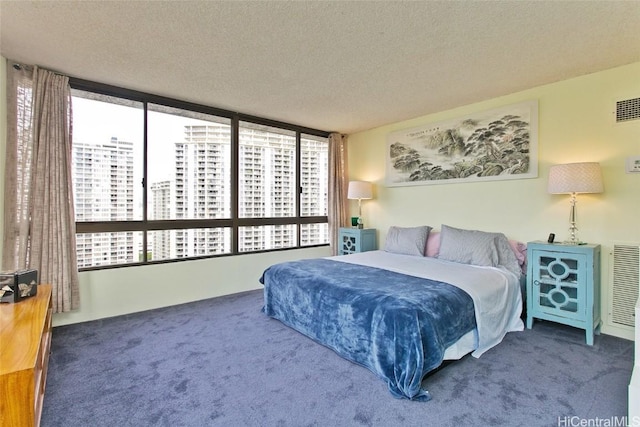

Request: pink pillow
left=425, top=232, right=441, bottom=257
left=509, top=240, right=528, bottom=273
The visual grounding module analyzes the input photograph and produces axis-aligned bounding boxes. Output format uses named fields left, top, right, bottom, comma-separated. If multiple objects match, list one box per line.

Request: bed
left=260, top=224, right=525, bottom=401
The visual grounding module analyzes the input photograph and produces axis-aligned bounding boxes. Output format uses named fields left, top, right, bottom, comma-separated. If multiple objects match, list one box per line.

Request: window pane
left=76, top=232, right=142, bottom=268
left=239, top=225, right=296, bottom=252
left=71, top=90, right=143, bottom=221
left=301, top=134, right=328, bottom=217
left=300, top=223, right=329, bottom=246
left=149, top=228, right=231, bottom=260
left=148, top=105, right=231, bottom=220
left=239, top=122, right=296, bottom=218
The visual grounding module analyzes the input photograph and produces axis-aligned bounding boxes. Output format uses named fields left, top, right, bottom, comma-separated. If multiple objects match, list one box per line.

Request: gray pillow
left=384, top=226, right=432, bottom=257
left=438, top=224, right=499, bottom=267
left=438, top=224, right=522, bottom=277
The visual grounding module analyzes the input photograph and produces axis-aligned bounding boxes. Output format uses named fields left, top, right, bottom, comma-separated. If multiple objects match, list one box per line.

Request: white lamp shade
left=347, top=181, right=373, bottom=200
left=547, top=162, right=604, bottom=194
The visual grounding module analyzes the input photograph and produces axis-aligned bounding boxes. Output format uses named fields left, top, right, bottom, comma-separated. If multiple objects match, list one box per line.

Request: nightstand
left=526, top=241, right=601, bottom=345
left=338, top=228, right=377, bottom=255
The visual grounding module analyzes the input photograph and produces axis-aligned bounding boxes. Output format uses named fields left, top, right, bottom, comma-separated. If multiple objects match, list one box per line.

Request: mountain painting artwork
left=386, top=100, right=538, bottom=187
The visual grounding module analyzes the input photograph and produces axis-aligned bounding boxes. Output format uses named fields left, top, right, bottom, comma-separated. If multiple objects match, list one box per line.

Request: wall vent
left=609, top=243, right=640, bottom=328
left=616, top=97, right=640, bottom=123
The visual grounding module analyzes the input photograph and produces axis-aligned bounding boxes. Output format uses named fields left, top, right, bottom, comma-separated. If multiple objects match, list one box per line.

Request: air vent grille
left=610, top=243, right=640, bottom=327
left=616, top=98, right=640, bottom=122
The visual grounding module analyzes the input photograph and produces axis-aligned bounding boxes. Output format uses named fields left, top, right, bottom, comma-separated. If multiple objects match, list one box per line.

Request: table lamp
left=347, top=181, right=373, bottom=229
left=547, top=162, right=603, bottom=245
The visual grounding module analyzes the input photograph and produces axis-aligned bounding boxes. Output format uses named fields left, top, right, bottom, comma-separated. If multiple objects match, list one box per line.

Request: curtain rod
left=10, top=61, right=66, bottom=77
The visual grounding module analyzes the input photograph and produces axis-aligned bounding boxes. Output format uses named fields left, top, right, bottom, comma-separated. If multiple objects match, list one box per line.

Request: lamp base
left=562, top=240, right=584, bottom=246
left=357, top=217, right=363, bottom=229
left=565, top=196, right=582, bottom=245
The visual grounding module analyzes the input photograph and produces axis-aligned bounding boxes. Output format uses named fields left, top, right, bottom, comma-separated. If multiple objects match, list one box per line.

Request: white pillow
left=384, top=226, right=432, bottom=257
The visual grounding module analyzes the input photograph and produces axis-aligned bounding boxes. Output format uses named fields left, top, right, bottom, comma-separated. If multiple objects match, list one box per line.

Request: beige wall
left=347, top=61, right=640, bottom=340
left=0, top=56, right=331, bottom=326
left=55, top=245, right=330, bottom=326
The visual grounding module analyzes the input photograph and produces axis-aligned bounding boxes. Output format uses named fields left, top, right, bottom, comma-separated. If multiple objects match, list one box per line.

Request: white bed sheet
left=331, top=250, right=524, bottom=358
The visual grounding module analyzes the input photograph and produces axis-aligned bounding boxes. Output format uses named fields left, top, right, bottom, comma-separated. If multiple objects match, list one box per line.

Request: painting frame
left=385, top=100, right=538, bottom=187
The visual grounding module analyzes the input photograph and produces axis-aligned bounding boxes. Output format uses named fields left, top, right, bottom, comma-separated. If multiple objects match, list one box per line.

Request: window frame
left=70, top=78, right=330, bottom=270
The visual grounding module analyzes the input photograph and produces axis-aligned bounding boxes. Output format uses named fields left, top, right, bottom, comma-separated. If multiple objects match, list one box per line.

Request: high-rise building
left=169, top=124, right=328, bottom=255
left=150, top=180, right=171, bottom=260
left=73, top=137, right=134, bottom=267
left=238, top=125, right=296, bottom=252
left=73, top=127, right=328, bottom=267
left=173, top=125, right=232, bottom=258
left=300, top=137, right=329, bottom=245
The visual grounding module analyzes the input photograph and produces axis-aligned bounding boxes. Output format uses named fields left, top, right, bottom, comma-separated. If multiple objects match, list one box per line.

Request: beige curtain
left=327, top=133, right=349, bottom=255
left=3, top=60, right=79, bottom=312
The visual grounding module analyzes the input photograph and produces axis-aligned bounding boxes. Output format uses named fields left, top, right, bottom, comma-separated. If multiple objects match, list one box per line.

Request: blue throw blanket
left=260, top=258, right=476, bottom=401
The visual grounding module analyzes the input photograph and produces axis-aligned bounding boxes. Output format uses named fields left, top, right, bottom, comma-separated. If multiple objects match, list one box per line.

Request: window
left=71, top=80, right=329, bottom=269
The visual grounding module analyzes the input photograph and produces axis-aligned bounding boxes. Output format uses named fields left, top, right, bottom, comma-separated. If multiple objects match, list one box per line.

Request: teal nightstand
left=338, top=228, right=377, bottom=255
left=526, top=241, right=601, bottom=345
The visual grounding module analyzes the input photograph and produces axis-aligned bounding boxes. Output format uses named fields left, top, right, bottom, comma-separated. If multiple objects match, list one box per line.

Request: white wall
left=347, top=62, right=640, bottom=340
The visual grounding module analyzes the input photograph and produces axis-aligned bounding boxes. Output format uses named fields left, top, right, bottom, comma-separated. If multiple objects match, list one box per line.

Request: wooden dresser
left=0, top=284, right=52, bottom=427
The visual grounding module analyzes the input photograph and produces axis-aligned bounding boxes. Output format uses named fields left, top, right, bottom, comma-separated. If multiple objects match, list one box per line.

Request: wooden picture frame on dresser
left=0, top=284, right=53, bottom=427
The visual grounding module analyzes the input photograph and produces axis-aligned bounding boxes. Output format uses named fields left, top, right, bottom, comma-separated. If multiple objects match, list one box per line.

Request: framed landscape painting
left=385, top=100, right=538, bottom=187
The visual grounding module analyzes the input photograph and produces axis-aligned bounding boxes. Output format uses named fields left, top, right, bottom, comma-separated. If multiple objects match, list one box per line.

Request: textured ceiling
left=1, top=1, right=639, bottom=134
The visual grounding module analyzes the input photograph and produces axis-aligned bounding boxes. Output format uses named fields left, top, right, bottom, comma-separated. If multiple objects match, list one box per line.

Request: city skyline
left=72, top=114, right=328, bottom=267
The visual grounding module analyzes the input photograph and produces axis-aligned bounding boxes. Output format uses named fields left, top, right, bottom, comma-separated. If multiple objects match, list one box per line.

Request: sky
left=72, top=95, right=228, bottom=184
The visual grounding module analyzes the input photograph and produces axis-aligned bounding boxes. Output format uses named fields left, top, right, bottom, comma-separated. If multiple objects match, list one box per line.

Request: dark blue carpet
left=41, top=289, right=633, bottom=426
